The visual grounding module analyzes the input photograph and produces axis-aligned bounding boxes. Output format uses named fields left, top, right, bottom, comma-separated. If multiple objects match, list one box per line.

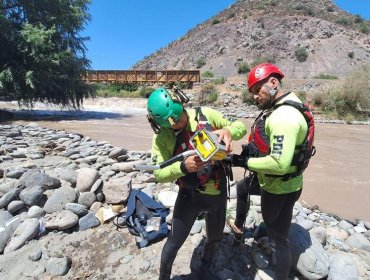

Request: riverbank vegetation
left=312, top=64, right=370, bottom=121
left=94, top=83, right=155, bottom=98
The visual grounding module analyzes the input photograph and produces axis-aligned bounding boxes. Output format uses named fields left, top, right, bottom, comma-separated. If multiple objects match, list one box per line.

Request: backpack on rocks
left=125, top=189, right=169, bottom=248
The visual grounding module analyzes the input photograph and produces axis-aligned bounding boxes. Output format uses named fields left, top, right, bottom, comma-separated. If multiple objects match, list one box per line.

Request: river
left=2, top=98, right=370, bottom=221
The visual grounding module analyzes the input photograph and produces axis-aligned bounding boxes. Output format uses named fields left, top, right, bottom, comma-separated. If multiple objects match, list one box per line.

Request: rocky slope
left=133, top=0, right=370, bottom=79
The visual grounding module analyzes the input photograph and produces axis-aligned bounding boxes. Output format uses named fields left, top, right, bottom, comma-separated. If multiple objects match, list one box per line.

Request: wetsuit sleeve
left=201, top=107, right=247, bottom=140
left=247, top=106, right=305, bottom=175
left=151, top=132, right=185, bottom=183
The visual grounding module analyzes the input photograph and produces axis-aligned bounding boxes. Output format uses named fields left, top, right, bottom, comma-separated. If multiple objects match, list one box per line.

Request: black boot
left=158, top=272, right=171, bottom=280
left=199, top=259, right=218, bottom=280
left=199, top=241, right=220, bottom=280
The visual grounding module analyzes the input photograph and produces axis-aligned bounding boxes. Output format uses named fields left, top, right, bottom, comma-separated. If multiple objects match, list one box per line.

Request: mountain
left=132, top=0, right=370, bottom=79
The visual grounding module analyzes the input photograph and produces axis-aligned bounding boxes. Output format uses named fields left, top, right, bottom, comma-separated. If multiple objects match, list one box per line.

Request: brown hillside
left=132, top=0, right=370, bottom=79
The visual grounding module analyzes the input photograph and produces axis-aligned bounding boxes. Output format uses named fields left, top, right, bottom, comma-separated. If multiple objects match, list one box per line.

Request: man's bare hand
left=213, top=128, right=233, bottom=153
left=184, top=155, right=205, bottom=172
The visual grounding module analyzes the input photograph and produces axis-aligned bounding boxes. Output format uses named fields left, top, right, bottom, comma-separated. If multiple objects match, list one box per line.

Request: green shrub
left=139, top=86, right=155, bottom=98
left=295, top=47, right=308, bottom=62
left=241, top=89, right=254, bottom=105
left=348, top=52, right=355, bottom=59
left=201, top=70, right=214, bottom=78
left=196, top=58, right=206, bottom=69
left=250, top=56, right=276, bottom=67
left=198, top=84, right=218, bottom=104
left=237, top=63, right=250, bottom=74
left=313, top=74, right=338, bottom=80
left=359, top=22, right=369, bottom=34
left=214, top=76, right=226, bottom=84
left=163, top=81, right=191, bottom=90
left=336, top=17, right=352, bottom=26
left=174, top=81, right=192, bottom=89
left=108, top=83, right=138, bottom=92
left=270, top=0, right=277, bottom=7
left=296, top=91, right=307, bottom=103
left=326, top=6, right=335, bottom=12
left=319, top=64, right=370, bottom=119
left=311, top=92, right=323, bottom=107
left=295, top=4, right=314, bottom=16
left=227, top=12, right=235, bottom=19
left=212, top=18, right=220, bottom=25
left=354, top=15, right=364, bottom=23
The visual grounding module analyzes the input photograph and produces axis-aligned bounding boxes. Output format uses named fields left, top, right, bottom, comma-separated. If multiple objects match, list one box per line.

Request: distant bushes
left=296, top=91, right=307, bottom=103
left=295, top=3, right=314, bottom=16
left=241, top=89, right=254, bottom=105
left=336, top=17, right=352, bottom=26
left=359, top=22, right=369, bottom=34
left=313, top=74, right=338, bottom=80
left=201, top=71, right=214, bottom=78
left=326, top=6, right=335, bottom=13
left=211, top=18, right=220, bottom=25
left=95, top=83, right=153, bottom=98
left=196, top=58, right=206, bottom=69
left=315, top=64, right=370, bottom=120
left=237, top=63, right=250, bottom=74
left=295, top=47, right=308, bottom=62
left=139, top=86, right=155, bottom=98
left=227, top=12, right=235, bottom=19
left=198, top=84, right=218, bottom=104
left=250, top=56, right=276, bottom=67
left=335, top=14, right=369, bottom=34
left=214, top=76, right=227, bottom=84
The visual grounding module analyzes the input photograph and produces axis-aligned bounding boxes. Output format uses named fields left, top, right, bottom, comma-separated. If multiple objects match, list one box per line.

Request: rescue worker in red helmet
left=147, top=88, right=246, bottom=280
left=228, top=63, right=315, bottom=280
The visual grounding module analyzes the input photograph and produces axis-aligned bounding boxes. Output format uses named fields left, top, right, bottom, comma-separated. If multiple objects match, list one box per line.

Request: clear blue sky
left=82, top=0, right=370, bottom=70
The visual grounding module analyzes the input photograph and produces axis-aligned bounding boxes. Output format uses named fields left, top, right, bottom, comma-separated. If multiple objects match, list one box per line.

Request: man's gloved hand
left=231, top=153, right=249, bottom=168
left=240, top=144, right=249, bottom=157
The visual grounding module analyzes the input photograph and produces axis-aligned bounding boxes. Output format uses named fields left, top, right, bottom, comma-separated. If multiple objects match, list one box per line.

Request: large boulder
left=17, top=169, right=61, bottom=190
left=44, top=210, right=79, bottom=230
left=0, top=188, right=20, bottom=209
left=46, top=167, right=77, bottom=187
left=290, top=223, right=330, bottom=280
left=102, top=177, right=131, bottom=204
left=328, top=253, right=359, bottom=280
left=4, top=218, right=39, bottom=253
left=345, top=233, right=370, bottom=252
left=76, top=168, right=99, bottom=192
left=44, top=186, right=77, bottom=214
left=0, top=216, right=21, bottom=253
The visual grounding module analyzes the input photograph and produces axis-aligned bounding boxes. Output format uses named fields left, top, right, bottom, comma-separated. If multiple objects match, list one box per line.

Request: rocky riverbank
left=1, top=122, right=370, bottom=280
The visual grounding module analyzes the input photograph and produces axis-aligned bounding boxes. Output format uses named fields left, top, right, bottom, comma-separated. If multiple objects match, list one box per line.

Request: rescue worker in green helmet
left=147, top=88, right=246, bottom=280
left=228, top=63, right=315, bottom=280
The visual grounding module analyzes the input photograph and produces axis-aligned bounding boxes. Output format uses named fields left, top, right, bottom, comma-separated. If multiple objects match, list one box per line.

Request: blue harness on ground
left=125, top=189, right=169, bottom=248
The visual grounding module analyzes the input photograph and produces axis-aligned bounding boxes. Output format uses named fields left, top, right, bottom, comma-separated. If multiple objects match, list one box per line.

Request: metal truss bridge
left=83, top=70, right=200, bottom=87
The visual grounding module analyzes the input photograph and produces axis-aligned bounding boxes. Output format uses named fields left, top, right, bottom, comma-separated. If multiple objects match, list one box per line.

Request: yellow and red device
left=190, top=128, right=227, bottom=162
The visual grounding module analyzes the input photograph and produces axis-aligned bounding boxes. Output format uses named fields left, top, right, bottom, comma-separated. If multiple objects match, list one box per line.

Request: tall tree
left=0, top=0, right=93, bottom=108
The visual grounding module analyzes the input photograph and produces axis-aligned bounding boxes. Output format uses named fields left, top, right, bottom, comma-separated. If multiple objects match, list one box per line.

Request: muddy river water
left=3, top=98, right=370, bottom=221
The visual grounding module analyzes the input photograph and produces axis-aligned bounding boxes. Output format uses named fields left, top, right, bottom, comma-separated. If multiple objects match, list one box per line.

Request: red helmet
left=247, top=63, right=284, bottom=92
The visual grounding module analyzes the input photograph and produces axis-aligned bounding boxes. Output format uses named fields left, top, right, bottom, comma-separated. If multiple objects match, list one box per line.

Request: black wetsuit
left=159, top=177, right=227, bottom=278
left=235, top=175, right=301, bottom=280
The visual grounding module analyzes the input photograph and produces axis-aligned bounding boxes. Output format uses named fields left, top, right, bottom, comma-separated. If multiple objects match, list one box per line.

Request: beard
left=256, top=97, right=273, bottom=110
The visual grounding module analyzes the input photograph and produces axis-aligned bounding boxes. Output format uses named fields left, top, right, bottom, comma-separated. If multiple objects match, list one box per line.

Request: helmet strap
left=146, top=115, right=161, bottom=134
left=172, top=86, right=189, bottom=104
left=263, top=83, right=279, bottom=96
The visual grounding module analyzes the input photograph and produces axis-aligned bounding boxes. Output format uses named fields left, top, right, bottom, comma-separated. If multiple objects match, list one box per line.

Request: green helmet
left=147, top=88, right=184, bottom=128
